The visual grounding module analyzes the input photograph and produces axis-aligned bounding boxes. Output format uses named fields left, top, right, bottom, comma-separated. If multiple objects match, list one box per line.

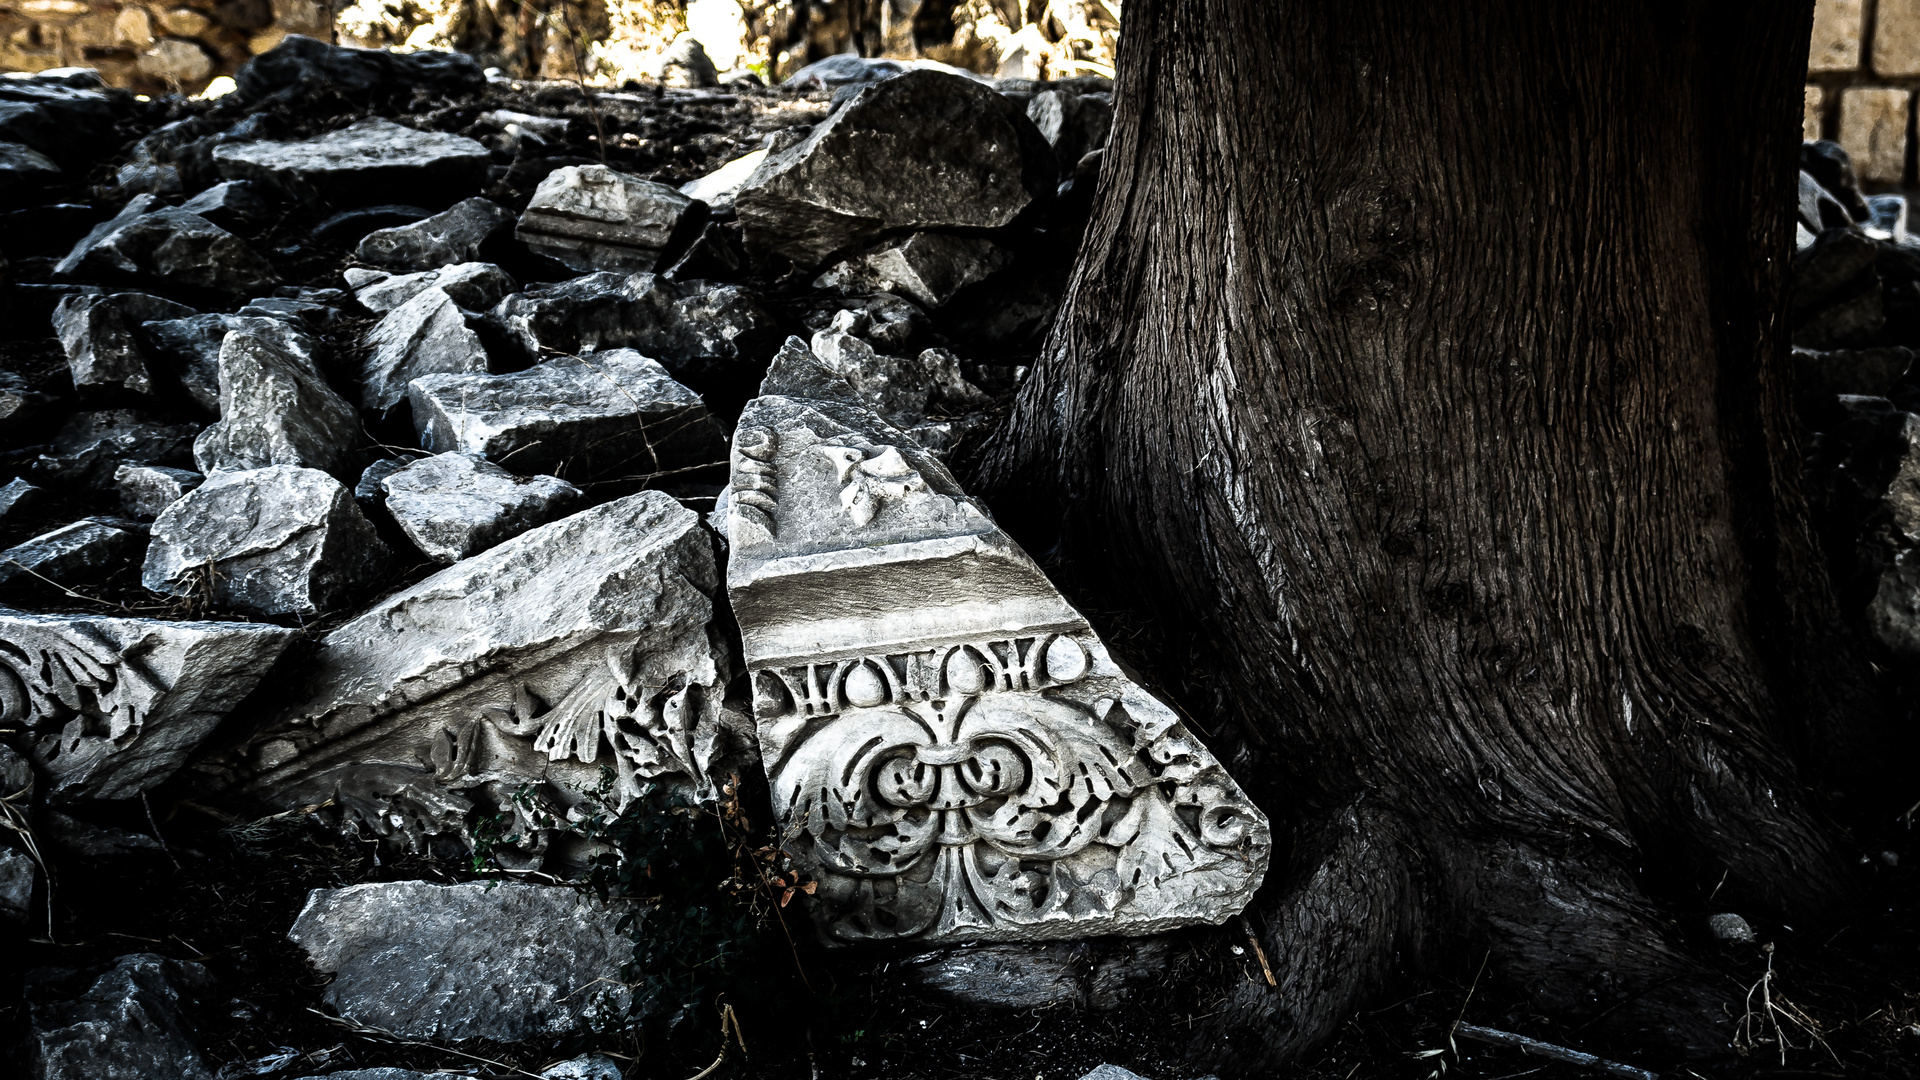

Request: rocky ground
left=0, top=32, right=1918, bottom=1080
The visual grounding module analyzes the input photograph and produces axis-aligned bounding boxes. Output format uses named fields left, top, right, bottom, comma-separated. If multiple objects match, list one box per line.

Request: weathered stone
left=409, top=349, right=726, bottom=480
left=142, top=313, right=311, bottom=416
left=345, top=261, right=516, bottom=315
left=0, top=78, right=120, bottom=169
left=539, top=1056, right=623, bottom=1080
left=231, top=35, right=487, bottom=110
left=1876, top=0, right=1920, bottom=76
left=1797, top=282, right=1885, bottom=350
left=213, top=117, right=490, bottom=208
left=782, top=54, right=982, bottom=89
left=177, top=179, right=273, bottom=231
left=27, top=954, right=214, bottom=1080
left=736, top=69, right=1056, bottom=268
left=361, top=286, right=492, bottom=412
left=1026, top=88, right=1112, bottom=172
left=1708, top=912, right=1757, bottom=944
left=194, top=324, right=363, bottom=478
left=516, top=164, right=702, bottom=274
left=355, top=197, right=514, bottom=272
left=809, top=317, right=990, bottom=432
left=53, top=292, right=198, bottom=402
left=0, top=139, right=60, bottom=198
left=661, top=220, right=749, bottom=282
left=381, top=452, right=581, bottom=564
left=488, top=271, right=778, bottom=379
left=143, top=465, right=390, bottom=617
left=1794, top=345, right=1913, bottom=398
left=288, top=881, right=628, bottom=1041
left=0, top=845, right=32, bottom=925
left=115, top=464, right=203, bottom=519
left=660, top=31, right=718, bottom=87
left=1798, top=171, right=1852, bottom=235
left=1807, top=84, right=1826, bottom=142
left=1868, top=194, right=1909, bottom=241
left=1804, top=143, right=1867, bottom=221
left=803, top=292, right=924, bottom=349
left=679, top=148, right=765, bottom=215
left=1, top=371, right=59, bottom=426
left=900, top=938, right=1170, bottom=1011
left=223, top=491, right=735, bottom=860
left=34, top=410, right=201, bottom=490
left=0, top=519, right=142, bottom=589
left=812, top=232, right=1013, bottom=309
left=1867, top=552, right=1920, bottom=655
left=1, top=477, right=42, bottom=521
left=137, top=37, right=215, bottom=86
left=55, top=195, right=279, bottom=294
left=1839, top=88, right=1909, bottom=186
left=353, top=456, right=415, bottom=515
left=723, top=343, right=1269, bottom=945
left=1810, top=0, right=1864, bottom=72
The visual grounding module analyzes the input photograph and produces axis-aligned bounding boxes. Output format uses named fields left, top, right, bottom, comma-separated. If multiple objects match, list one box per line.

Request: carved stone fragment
left=215, top=491, right=742, bottom=862
left=0, top=606, right=294, bottom=801
left=724, top=340, right=1269, bottom=945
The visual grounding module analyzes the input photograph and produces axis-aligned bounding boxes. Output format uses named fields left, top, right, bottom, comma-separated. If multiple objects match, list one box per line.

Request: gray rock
left=353, top=456, right=415, bottom=516
left=220, top=491, right=738, bottom=859
left=54, top=195, right=278, bottom=294
left=142, top=314, right=310, bottom=416
left=53, top=292, right=200, bottom=401
left=0, top=139, right=60, bottom=197
left=0, top=519, right=142, bottom=588
left=232, top=34, right=487, bottom=111
left=143, top=465, right=390, bottom=617
left=678, top=148, right=766, bottom=216
left=516, top=164, right=702, bottom=274
left=213, top=117, right=490, bottom=208
left=194, top=325, right=363, bottom=479
left=361, top=286, right=492, bottom=412
left=809, top=314, right=990, bottom=429
left=724, top=341, right=1268, bottom=945
left=541, top=1055, right=623, bottom=1080
left=34, top=410, right=201, bottom=490
left=0, top=845, right=32, bottom=925
left=1, top=370, right=59, bottom=424
left=409, top=349, right=726, bottom=481
left=288, top=880, right=628, bottom=1041
left=345, top=261, right=516, bottom=314
left=28, top=954, right=215, bottom=1080
left=1708, top=912, right=1757, bottom=943
left=1026, top=88, right=1112, bottom=172
left=355, top=197, right=514, bottom=272
left=116, top=465, right=203, bottom=519
left=0, top=477, right=41, bottom=521
left=1798, top=171, right=1851, bottom=234
left=1079, top=1067, right=1153, bottom=1080
left=1794, top=345, right=1913, bottom=398
left=291, top=1072, right=434, bottom=1080
left=176, top=179, right=273, bottom=231
left=812, top=232, right=1013, bottom=309
left=660, top=33, right=718, bottom=87
left=802, top=292, right=924, bottom=348
left=0, top=605, right=295, bottom=799
left=782, top=54, right=984, bottom=90
left=1803, top=140, right=1873, bottom=221
left=489, top=271, right=778, bottom=377
left=735, top=69, right=1056, bottom=268
left=1869, top=194, right=1908, bottom=242
left=381, top=452, right=581, bottom=564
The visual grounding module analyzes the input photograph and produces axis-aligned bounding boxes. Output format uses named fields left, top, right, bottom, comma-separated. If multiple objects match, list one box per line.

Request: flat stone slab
left=220, top=491, right=739, bottom=859
left=381, top=451, right=581, bottom=563
left=289, top=880, right=627, bottom=1042
left=0, top=606, right=294, bottom=800
left=516, top=164, right=699, bottom=273
left=213, top=117, right=490, bottom=207
left=724, top=340, right=1269, bottom=945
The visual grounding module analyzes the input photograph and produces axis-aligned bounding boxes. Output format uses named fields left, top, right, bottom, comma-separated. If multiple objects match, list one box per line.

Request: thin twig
left=1452, top=1024, right=1656, bottom=1080
left=307, top=1008, right=546, bottom=1078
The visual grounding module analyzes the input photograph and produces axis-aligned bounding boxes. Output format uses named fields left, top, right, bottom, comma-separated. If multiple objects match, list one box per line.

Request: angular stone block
left=194, top=324, right=362, bottom=478
left=516, top=164, right=700, bottom=274
left=407, top=349, right=725, bottom=481
left=0, top=606, right=294, bottom=800
left=355, top=197, right=514, bottom=273
left=1838, top=87, right=1909, bottom=185
left=360, top=286, right=491, bottom=412
left=288, top=881, right=627, bottom=1041
left=212, top=117, right=489, bottom=207
left=1806, top=85, right=1826, bottom=142
left=724, top=344, right=1269, bottom=945
left=53, top=292, right=198, bottom=401
left=0, top=519, right=142, bottom=589
left=28, top=954, right=214, bottom=1080
left=218, top=492, right=738, bottom=859
left=380, top=451, right=581, bottom=563
left=812, top=232, right=1013, bottom=309
left=1876, top=0, right=1920, bottom=76
left=345, top=261, right=515, bottom=315
left=54, top=195, right=278, bottom=294
left=116, top=465, right=203, bottom=520
left=1810, top=0, right=1864, bottom=72
left=33, top=409, right=201, bottom=490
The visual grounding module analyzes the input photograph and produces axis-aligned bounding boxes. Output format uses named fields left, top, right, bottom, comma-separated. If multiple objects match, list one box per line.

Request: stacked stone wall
left=1809, top=0, right=1920, bottom=189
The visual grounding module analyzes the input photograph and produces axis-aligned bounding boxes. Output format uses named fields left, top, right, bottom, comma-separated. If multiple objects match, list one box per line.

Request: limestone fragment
left=345, top=261, right=516, bottom=315
left=812, top=232, right=1013, bottom=309
left=213, top=117, right=490, bottom=207
left=33, top=410, right=201, bottom=489
left=0, top=606, right=294, bottom=800
left=408, top=349, right=725, bottom=481
left=53, top=291, right=199, bottom=401
left=143, top=465, right=390, bottom=617
left=724, top=343, right=1269, bottom=944
left=55, top=195, right=279, bottom=293
left=355, top=197, right=514, bottom=272
left=381, top=452, right=582, bottom=563
left=142, top=313, right=310, bottom=416
left=288, top=881, right=628, bottom=1041
left=27, top=954, right=215, bottom=1080
left=116, top=465, right=203, bottom=519
left=194, top=325, right=363, bottom=478
left=0, top=477, right=41, bottom=522
left=679, top=148, right=766, bottom=215
left=360, top=286, right=491, bottom=412
left=0, top=140, right=60, bottom=197
left=0, top=519, right=142, bottom=589
left=516, top=164, right=703, bottom=273
left=488, top=271, right=778, bottom=379
left=219, top=492, right=737, bottom=858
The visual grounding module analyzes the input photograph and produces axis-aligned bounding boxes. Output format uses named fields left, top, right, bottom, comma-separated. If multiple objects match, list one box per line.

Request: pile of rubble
left=0, top=33, right=1266, bottom=1079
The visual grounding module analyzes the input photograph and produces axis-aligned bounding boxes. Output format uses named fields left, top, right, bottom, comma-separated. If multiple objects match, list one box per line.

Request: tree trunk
left=975, top=0, right=1887, bottom=1069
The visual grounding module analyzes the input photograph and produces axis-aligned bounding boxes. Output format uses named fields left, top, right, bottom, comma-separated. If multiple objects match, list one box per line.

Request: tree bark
left=975, top=0, right=1885, bottom=1069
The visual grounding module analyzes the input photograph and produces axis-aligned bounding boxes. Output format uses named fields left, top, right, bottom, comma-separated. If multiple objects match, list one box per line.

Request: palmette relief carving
left=727, top=340, right=1270, bottom=946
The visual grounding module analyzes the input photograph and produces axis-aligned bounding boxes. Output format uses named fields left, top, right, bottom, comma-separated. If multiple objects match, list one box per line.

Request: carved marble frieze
left=0, top=607, right=294, bottom=801
left=207, top=491, right=749, bottom=865
left=726, top=339, right=1270, bottom=946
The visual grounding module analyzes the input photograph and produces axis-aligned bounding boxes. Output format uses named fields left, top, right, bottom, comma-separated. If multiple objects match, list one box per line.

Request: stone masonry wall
left=1809, top=0, right=1920, bottom=190
left=0, top=0, right=329, bottom=91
